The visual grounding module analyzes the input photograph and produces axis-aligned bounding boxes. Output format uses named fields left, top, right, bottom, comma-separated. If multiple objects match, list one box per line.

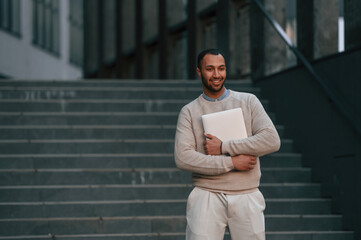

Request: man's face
left=197, top=54, right=226, bottom=97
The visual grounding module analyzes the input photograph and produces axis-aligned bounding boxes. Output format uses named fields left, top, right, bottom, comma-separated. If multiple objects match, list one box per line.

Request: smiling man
left=174, top=49, right=281, bottom=240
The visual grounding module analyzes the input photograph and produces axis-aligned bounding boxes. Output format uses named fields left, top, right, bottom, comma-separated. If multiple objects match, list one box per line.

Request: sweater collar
left=202, top=88, right=230, bottom=102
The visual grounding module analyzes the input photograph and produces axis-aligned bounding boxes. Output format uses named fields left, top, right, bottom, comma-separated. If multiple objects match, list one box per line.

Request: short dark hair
left=197, top=49, right=226, bottom=69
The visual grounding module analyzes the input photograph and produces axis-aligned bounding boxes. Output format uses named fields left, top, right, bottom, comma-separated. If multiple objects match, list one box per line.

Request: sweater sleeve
left=222, top=95, right=281, bottom=157
left=174, top=106, right=234, bottom=175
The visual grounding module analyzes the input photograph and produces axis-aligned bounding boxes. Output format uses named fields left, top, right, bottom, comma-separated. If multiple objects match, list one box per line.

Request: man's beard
left=201, top=73, right=225, bottom=93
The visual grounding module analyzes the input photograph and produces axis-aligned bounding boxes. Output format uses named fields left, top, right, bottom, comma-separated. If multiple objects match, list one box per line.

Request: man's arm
left=204, top=95, right=280, bottom=157
left=204, top=133, right=258, bottom=171
left=174, top=107, right=234, bottom=175
left=222, top=95, right=281, bottom=157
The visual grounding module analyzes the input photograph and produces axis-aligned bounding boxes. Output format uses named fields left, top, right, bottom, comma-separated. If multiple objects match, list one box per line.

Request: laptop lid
left=201, top=108, right=247, bottom=142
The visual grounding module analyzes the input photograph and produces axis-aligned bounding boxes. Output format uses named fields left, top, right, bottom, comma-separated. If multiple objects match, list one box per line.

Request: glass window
left=52, top=0, right=60, bottom=53
left=45, top=0, right=52, bottom=50
left=0, top=0, right=21, bottom=36
left=338, top=0, right=344, bottom=52
left=32, top=0, right=60, bottom=55
left=69, top=0, right=83, bottom=66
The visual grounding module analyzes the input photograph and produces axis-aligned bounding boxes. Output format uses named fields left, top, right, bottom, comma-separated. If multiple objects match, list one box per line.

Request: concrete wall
left=256, top=48, right=361, bottom=239
left=0, top=0, right=82, bottom=80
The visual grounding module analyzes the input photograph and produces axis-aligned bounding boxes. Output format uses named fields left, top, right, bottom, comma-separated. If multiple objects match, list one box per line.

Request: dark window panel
left=32, top=0, right=60, bottom=55
left=0, top=0, right=20, bottom=36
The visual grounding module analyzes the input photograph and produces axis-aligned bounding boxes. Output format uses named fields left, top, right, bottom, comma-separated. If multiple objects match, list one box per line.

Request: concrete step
left=261, top=153, right=302, bottom=167
left=0, top=152, right=300, bottom=169
left=0, top=183, right=321, bottom=202
left=0, top=111, right=278, bottom=125
left=0, top=99, right=271, bottom=113
left=0, top=168, right=191, bottom=186
left=0, top=112, right=180, bottom=125
left=261, top=168, right=311, bottom=183
left=0, top=231, right=354, bottom=240
left=0, top=87, right=260, bottom=100
left=266, top=231, right=354, bottom=240
left=0, top=167, right=310, bottom=186
left=0, top=125, right=285, bottom=140
left=0, top=79, right=351, bottom=240
left=0, top=138, right=293, bottom=154
left=0, top=154, right=178, bottom=169
left=0, top=99, right=190, bottom=112
left=0, top=125, right=178, bottom=140
left=0, top=79, right=253, bottom=88
left=0, top=139, right=177, bottom=154
left=0, top=198, right=334, bottom=218
left=261, top=183, right=321, bottom=198
left=0, top=215, right=346, bottom=236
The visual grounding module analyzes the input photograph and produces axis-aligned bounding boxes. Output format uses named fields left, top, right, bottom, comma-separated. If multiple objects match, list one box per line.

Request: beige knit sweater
left=174, top=90, right=281, bottom=194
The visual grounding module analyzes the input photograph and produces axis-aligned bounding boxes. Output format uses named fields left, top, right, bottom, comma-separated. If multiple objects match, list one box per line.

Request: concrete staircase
left=0, top=80, right=354, bottom=240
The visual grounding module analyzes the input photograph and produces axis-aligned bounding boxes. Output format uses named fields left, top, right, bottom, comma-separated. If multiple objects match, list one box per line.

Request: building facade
left=83, top=0, right=360, bottom=80
left=1, top=0, right=360, bottom=80
left=0, top=0, right=82, bottom=79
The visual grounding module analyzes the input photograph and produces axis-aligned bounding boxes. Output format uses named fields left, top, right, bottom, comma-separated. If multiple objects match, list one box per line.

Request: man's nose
left=213, top=69, right=220, bottom=78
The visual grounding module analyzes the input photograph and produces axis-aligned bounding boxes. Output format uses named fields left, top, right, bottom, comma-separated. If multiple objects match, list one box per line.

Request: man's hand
left=204, top=133, right=222, bottom=155
left=231, top=154, right=257, bottom=171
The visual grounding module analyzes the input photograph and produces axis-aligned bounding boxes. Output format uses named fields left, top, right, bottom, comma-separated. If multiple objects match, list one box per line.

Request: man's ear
left=196, top=67, right=201, bottom=78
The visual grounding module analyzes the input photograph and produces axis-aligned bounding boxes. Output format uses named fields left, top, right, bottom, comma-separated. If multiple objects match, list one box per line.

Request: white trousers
left=186, top=187, right=266, bottom=240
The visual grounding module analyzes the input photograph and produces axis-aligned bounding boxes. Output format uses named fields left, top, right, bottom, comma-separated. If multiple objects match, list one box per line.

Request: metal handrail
left=252, top=0, right=361, bottom=136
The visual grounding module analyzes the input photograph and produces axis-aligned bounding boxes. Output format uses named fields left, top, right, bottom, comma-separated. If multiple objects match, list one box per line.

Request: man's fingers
left=204, top=133, right=214, bottom=139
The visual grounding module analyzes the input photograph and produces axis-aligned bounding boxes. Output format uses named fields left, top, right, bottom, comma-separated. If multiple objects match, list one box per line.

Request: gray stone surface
left=0, top=80, right=354, bottom=240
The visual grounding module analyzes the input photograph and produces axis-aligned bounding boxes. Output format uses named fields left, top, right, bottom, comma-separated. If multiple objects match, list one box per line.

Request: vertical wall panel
left=313, top=0, right=339, bottom=59
left=166, top=0, right=186, bottom=27
left=232, top=1, right=251, bottom=78
left=83, top=0, right=99, bottom=77
left=297, top=0, right=313, bottom=61
left=158, top=0, right=167, bottom=79
left=103, top=0, right=116, bottom=66
left=263, top=0, right=287, bottom=75
left=187, top=0, right=197, bottom=79
left=250, top=0, right=265, bottom=80
left=122, top=0, right=136, bottom=53
left=344, top=0, right=361, bottom=50
left=135, top=0, right=143, bottom=79
left=143, top=0, right=158, bottom=42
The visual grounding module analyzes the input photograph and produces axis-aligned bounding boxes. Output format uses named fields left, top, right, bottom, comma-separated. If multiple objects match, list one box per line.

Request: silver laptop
left=201, top=108, right=247, bottom=141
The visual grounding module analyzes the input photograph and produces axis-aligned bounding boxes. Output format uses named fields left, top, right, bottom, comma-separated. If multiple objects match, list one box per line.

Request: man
left=174, top=49, right=281, bottom=240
